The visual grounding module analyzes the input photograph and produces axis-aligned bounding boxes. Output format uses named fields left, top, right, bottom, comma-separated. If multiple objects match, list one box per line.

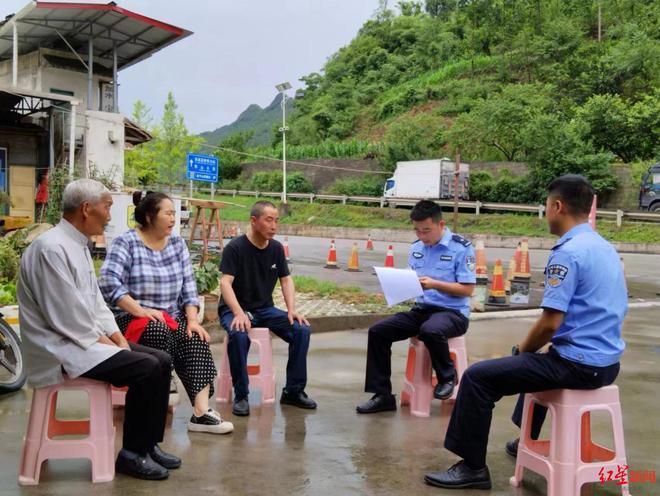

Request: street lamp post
left=275, top=81, right=292, bottom=204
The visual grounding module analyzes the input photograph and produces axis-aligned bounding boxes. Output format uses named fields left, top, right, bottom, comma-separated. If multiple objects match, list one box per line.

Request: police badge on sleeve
left=546, top=264, right=568, bottom=287
left=466, top=255, right=476, bottom=272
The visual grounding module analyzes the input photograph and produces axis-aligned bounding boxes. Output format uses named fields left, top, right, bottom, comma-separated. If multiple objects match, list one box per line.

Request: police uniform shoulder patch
left=452, top=234, right=471, bottom=247
left=466, top=255, right=476, bottom=272
left=546, top=264, right=568, bottom=287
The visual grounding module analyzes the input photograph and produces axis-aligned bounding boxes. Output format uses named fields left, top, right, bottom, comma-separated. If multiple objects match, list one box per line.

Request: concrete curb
left=205, top=300, right=660, bottom=339
left=221, top=221, right=660, bottom=254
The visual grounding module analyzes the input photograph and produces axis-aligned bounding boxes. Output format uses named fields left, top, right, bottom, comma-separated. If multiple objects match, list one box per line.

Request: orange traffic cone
left=384, top=245, right=395, bottom=268
left=515, top=238, right=531, bottom=279
left=487, top=259, right=508, bottom=306
left=283, top=236, right=291, bottom=262
left=475, top=238, right=488, bottom=281
left=346, top=242, right=362, bottom=272
left=324, top=239, right=339, bottom=269
left=366, top=234, right=374, bottom=251
left=505, top=257, right=515, bottom=294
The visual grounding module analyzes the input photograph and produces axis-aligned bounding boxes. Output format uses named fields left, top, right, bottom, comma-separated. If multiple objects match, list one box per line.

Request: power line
left=3, top=87, right=390, bottom=175
left=198, top=142, right=390, bottom=175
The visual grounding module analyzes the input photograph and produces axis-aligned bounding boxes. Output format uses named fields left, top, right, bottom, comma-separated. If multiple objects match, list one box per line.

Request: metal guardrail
left=165, top=186, right=660, bottom=226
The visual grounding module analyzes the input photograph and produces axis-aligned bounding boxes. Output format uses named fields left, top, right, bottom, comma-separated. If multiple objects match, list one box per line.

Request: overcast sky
left=4, top=0, right=379, bottom=132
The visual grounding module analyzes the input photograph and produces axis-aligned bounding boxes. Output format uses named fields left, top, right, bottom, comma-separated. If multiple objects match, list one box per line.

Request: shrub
left=0, top=240, right=20, bottom=283
left=250, top=171, right=314, bottom=193
left=327, top=176, right=385, bottom=196
left=45, top=167, right=70, bottom=225
left=0, top=281, right=16, bottom=306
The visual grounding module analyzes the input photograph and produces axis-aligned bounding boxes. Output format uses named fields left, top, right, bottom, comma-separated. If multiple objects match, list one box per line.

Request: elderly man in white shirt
left=17, top=179, right=179, bottom=481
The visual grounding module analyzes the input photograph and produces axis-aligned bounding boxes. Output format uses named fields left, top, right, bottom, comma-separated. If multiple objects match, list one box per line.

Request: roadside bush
left=468, top=169, right=532, bottom=203
left=219, top=179, right=244, bottom=190
left=250, top=171, right=314, bottom=193
left=326, top=176, right=385, bottom=197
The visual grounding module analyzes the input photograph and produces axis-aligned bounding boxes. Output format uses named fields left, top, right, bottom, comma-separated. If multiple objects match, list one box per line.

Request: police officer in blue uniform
left=424, top=175, right=627, bottom=490
left=356, top=200, right=476, bottom=414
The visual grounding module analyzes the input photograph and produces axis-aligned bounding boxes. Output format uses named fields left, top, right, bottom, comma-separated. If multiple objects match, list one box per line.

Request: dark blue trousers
left=444, top=347, right=620, bottom=469
left=220, top=306, right=310, bottom=400
left=365, top=305, right=469, bottom=395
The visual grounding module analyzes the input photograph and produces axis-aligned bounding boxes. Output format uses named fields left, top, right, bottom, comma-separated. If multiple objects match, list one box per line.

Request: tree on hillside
left=446, top=84, right=553, bottom=161
left=576, top=93, right=660, bottom=162
left=213, top=131, right=254, bottom=181
left=522, top=114, right=617, bottom=201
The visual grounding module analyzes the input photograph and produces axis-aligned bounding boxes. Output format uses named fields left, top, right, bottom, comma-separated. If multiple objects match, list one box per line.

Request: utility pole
left=452, top=151, right=460, bottom=232
left=275, top=82, right=292, bottom=205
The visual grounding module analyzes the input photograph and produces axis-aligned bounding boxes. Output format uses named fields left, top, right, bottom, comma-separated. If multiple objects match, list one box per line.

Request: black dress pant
left=365, top=305, right=468, bottom=395
left=82, top=342, right=171, bottom=455
left=444, top=347, right=620, bottom=469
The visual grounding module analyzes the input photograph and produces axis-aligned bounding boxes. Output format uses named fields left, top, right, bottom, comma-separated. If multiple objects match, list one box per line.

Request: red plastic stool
left=510, top=385, right=629, bottom=495
left=216, top=327, right=276, bottom=404
left=18, top=377, right=115, bottom=485
left=400, top=335, right=468, bottom=417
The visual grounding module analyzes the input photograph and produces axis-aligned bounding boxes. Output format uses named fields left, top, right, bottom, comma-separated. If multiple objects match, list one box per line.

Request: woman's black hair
left=133, top=190, right=171, bottom=227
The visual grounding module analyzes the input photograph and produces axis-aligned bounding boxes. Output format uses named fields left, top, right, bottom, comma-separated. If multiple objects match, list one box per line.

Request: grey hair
left=250, top=200, right=277, bottom=218
left=62, top=179, right=110, bottom=213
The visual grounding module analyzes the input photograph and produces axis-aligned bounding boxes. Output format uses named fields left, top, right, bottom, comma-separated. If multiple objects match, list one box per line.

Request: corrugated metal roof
left=0, top=1, right=192, bottom=70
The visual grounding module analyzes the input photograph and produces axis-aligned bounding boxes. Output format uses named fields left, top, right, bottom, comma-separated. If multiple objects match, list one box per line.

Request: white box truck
left=383, top=158, right=469, bottom=206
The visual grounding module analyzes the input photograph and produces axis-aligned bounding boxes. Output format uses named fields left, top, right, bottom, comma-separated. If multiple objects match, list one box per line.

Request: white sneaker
left=188, top=409, right=234, bottom=435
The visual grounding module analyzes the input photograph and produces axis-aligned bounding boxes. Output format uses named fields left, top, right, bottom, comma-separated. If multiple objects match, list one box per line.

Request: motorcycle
left=0, top=310, right=26, bottom=394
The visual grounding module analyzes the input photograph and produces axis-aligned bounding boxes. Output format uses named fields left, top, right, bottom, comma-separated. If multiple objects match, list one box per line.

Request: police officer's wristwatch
left=511, top=345, right=520, bottom=356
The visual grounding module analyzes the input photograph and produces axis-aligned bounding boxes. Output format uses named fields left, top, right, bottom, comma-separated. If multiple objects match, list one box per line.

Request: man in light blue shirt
left=356, top=200, right=476, bottom=414
left=425, top=175, right=627, bottom=490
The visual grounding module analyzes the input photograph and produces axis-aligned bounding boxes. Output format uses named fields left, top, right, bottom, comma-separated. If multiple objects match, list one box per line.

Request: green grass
left=195, top=194, right=660, bottom=244
left=291, top=275, right=384, bottom=305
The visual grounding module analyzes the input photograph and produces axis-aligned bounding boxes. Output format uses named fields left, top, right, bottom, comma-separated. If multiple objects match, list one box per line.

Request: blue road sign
left=186, top=153, right=219, bottom=183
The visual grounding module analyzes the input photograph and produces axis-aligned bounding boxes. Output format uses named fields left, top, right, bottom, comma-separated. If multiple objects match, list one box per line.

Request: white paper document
left=374, top=267, right=424, bottom=306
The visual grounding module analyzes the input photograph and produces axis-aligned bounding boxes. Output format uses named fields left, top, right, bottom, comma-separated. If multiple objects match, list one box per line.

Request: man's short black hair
left=547, top=174, right=595, bottom=216
left=250, top=200, right=278, bottom=218
left=410, top=200, right=443, bottom=222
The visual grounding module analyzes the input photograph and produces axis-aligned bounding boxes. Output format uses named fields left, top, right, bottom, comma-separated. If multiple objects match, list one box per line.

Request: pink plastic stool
left=400, top=335, right=468, bottom=417
left=510, top=385, right=629, bottom=495
left=216, top=327, right=276, bottom=404
left=111, top=386, right=128, bottom=407
left=18, top=377, right=115, bottom=485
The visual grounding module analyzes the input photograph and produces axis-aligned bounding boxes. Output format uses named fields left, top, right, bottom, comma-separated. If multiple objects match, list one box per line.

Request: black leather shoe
left=356, top=394, right=397, bottom=414
left=280, top=389, right=317, bottom=409
left=115, top=450, right=169, bottom=480
left=434, top=370, right=457, bottom=400
left=149, top=444, right=181, bottom=469
left=506, top=438, right=519, bottom=458
left=424, top=461, right=491, bottom=490
left=232, top=397, right=250, bottom=416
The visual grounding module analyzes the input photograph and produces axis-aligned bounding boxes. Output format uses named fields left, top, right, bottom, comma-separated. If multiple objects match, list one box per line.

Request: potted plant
left=194, top=258, right=221, bottom=324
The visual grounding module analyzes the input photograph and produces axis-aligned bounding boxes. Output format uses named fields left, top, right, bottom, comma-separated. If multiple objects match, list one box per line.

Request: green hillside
left=199, top=93, right=294, bottom=148
left=276, top=0, right=659, bottom=203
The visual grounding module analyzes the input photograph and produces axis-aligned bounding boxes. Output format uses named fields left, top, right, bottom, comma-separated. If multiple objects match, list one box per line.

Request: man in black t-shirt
left=219, top=201, right=317, bottom=416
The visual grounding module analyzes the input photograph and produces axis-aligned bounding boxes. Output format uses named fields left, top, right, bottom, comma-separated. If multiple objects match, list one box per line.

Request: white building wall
left=40, top=66, right=110, bottom=111
left=85, top=110, right=124, bottom=188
